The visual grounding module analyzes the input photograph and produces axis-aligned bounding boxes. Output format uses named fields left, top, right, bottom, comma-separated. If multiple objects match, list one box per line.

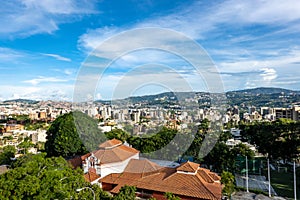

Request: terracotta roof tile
left=176, top=161, right=199, bottom=173
left=81, top=153, right=91, bottom=160
left=209, top=172, right=221, bottom=181
left=197, top=168, right=215, bottom=183
left=92, top=140, right=139, bottom=164
left=101, top=161, right=222, bottom=200
left=124, top=159, right=163, bottom=177
left=99, top=139, right=122, bottom=149
left=84, top=170, right=100, bottom=182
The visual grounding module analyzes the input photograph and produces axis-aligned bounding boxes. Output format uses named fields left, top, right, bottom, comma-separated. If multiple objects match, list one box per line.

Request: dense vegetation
left=105, top=119, right=254, bottom=173
left=221, top=171, right=235, bottom=197
left=0, top=153, right=112, bottom=200
left=45, top=111, right=106, bottom=157
left=239, top=118, right=300, bottom=161
left=0, top=145, right=16, bottom=165
left=105, top=127, right=179, bottom=160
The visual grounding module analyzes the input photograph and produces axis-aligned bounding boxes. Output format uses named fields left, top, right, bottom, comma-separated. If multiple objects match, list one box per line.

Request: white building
left=82, top=139, right=139, bottom=178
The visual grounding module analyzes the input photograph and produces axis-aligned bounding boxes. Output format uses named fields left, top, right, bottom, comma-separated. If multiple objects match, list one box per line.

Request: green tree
left=221, top=171, right=235, bottom=197
left=17, top=137, right=34, bottom=154
left=164, top=192, right=181, bottom=200
left=240, top=119, right=300, bottom=161
left=0, top=153, right=112, bottom=200
left=105, top=129, right=130, bottom=142
left=45, top=111, right=106, bottom=157
left=0, top=145, right=16, bottom=165
left=113, top=185, right=136, bottom=200
left=204, top=142, right=234, bottom=172
left=232, top=143, right=255, bottom=159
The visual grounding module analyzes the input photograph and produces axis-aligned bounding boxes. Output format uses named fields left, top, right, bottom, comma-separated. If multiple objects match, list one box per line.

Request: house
left=82, top=139, right=139, bottom=178
left=101, top=159, right=222, bottom=200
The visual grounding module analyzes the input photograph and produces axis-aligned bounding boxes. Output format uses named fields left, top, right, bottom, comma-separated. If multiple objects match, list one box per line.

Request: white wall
left=99, top=154, right=139, bottom=178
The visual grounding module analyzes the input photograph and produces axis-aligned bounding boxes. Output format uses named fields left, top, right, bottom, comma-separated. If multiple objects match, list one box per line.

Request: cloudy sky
left=1, top=0, right=300, bottom=101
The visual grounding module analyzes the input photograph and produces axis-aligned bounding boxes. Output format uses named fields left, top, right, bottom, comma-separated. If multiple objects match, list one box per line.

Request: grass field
left=268, top=168, right=300, bottom=199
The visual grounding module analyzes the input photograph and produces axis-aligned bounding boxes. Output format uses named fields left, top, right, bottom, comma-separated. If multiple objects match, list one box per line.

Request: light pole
left=76, top=187, right=95, bottom=200
left=267, top=158, right=271, bottom=197
left=294, top=161, right=297, bottom=200
left=246, top=156, right=249, bottom=192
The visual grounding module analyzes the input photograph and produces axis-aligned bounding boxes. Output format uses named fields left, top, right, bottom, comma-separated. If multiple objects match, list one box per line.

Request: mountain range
left=2, top=87, right=300, bottom=108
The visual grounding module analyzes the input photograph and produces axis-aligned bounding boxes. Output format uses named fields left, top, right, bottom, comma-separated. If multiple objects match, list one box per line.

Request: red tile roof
left=176, top=161, right=199, bottom=173
left=92, top=139, right=139, bottom=164
left=124, top=159, right=163, bottom=177
left=101, top=160, right=222, bottom=200
left=99, top=139, right=122, bottom=149
left=84, top=169, right=100, bottom=182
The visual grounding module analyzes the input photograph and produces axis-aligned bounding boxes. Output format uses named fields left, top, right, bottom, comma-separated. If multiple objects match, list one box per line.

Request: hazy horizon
left=1, top=86, right=299, bottom=102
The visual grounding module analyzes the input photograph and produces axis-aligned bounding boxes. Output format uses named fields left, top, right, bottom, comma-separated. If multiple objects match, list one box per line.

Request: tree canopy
left=0, top=153, right=111, bottom=200
left=221, top=171, right=235, bottom=197
left=240, top=119, right=300, bottom=161
left=105, top=127, right=179, bottom=160
left=0, top=145, right=16, bottom=165
left=45, top=111, right=106, bottom=158
left=113, top=185, right=136, bottom=200
left=164, top=192, right=181, bottom=200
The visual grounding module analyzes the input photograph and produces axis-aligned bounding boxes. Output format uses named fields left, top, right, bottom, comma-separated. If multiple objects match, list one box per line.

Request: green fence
left=235, top=156, right=264, bottom=175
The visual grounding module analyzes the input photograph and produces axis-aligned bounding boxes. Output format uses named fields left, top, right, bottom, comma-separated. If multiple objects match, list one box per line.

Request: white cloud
left=0, top=0, right=98, bottom=38
left=42, top=53, right=71, bottom=62
left=22, top=0, right=97, bottom=15
left=23, top=76, right=68, bottom=85
left=0, top=84, right=73, bottom=101
left=64, top=69, right=76, bottom=75
left=260, top=68, right=277, bottom=82
left=215, top=0, right=300, bottom=24
left=0, top=47, right=25, bottom=60
left=76, top=0, right=300, bottom=96
left=78, top=0, right=300, bottom=52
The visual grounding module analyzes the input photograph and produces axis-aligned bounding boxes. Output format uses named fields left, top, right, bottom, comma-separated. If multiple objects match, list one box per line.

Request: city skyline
left=1, top=0, right=300, bottom=101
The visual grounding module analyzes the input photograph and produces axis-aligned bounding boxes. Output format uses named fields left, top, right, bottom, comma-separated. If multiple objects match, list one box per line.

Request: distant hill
left=106, top=87, right=300, bottom=108
left=2, top=99, right=39, bottom=104
left=230, top=87, right=299, bottom=95
left=226, top=87, right=300, bottom=107
left=96, top=91, right=196, bottom=104
left=2, top=87, right=300, bottom=108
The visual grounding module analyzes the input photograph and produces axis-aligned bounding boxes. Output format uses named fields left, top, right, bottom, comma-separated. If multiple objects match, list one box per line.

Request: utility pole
left=246, top=156, right=249, bottom=192
left=294, top=161, right=297, bottom=200
left=268, top=158, right=271, bottom=197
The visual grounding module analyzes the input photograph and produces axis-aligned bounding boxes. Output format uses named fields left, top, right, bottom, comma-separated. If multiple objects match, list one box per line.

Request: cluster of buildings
left=1, top=97, right=299, bottom=156
left=225, top=105, right=300, bottom=124
left=0, top=100, right=71, bottom=122
left=69, top=139, right=222, bottom=200
left=81, top=103, right=300, bottom=137
left=0, top=100, right=68, bottom=153
left=77, top=102, right=224, bottom=135
left=0, top=126, right=47, bottom=154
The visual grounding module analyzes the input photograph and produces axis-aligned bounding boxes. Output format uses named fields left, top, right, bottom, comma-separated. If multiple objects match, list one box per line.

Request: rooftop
left=92, top=139, right=139, bottom=164
left=101, top=160, right=222, bottom=200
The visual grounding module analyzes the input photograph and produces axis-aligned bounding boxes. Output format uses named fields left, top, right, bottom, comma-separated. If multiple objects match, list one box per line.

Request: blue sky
left=1, top=0, right=300, bottom=101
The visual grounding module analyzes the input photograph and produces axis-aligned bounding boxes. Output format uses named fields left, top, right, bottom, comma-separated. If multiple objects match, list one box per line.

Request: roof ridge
left=196, top=171, right=219, bottom=199
left=176, top=161, right=199, bottom=172
left=98, top=138, right=123, bottom=149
